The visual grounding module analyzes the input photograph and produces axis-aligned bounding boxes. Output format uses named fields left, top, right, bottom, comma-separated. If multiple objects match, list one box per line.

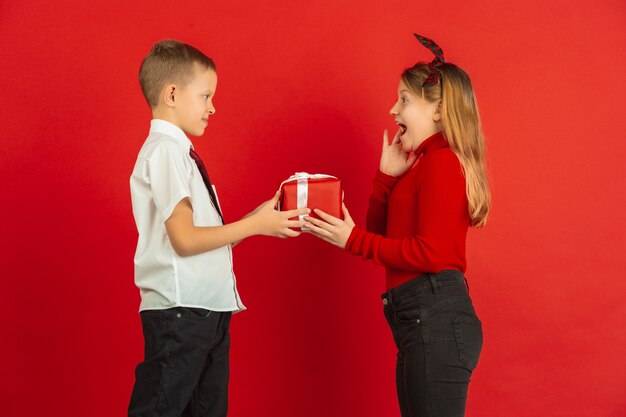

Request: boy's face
left=175, top=67, right=218, bottom=137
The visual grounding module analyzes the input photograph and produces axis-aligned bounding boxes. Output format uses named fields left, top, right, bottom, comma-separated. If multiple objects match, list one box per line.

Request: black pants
left=382, top=270, right=483, bottom=417
left=128, top=307, right=232, bottom=417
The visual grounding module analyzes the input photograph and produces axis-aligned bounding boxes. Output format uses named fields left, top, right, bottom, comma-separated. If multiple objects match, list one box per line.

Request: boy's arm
left=230, top=202, right=263, bottom=248
left=165, top=192, right=308, bottom=257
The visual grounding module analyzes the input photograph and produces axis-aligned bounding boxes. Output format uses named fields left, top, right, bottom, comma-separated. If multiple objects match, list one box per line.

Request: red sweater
left=345, top=131, right=470, bottom=290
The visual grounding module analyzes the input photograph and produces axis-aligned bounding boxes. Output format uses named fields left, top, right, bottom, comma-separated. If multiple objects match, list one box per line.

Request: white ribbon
left=297, top=176, right=308, bottom=224
left=278, top=172, right=338, bottom=231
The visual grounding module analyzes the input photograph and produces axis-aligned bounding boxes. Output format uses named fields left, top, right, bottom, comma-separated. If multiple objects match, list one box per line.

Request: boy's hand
left=249, top=191, right=309, bottom=238
left=303, top=203, right=355, bottom=249
left=380, top=128, right=418, bottom=177
left=242, top=199, right=266, bottom=220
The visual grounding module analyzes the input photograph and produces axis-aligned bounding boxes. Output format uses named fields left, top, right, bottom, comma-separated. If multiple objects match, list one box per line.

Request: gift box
left=278, top=172, right=344, bottom=231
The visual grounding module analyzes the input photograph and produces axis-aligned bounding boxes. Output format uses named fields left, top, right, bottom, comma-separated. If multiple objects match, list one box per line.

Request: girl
left=304, top=34, right=490, bottom=417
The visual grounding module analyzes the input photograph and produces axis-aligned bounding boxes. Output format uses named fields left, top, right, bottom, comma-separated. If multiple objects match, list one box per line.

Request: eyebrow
left=399, top=89, right=409, bottom=94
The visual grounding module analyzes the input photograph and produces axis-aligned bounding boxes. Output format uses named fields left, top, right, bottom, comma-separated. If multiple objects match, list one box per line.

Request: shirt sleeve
left=364, top=169, right=400, bottom=234
left=147, top=142, right=192, bottom=223
left=345, top=152, right=467, bottom=271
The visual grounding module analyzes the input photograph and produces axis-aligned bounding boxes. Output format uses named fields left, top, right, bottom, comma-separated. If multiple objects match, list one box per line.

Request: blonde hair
left=139, top=39, right=216, bottom=108
left=402, top=63, right=490, bottom=227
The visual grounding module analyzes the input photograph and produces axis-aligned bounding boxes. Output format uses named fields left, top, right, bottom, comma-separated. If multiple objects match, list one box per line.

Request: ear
left=163, top=84, right=177, bottom=107
left=432, top=99, right=442, bottom=122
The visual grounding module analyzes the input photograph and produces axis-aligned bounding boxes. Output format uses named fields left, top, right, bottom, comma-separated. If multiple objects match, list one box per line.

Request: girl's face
left=389, top=79, right=442, bottom=152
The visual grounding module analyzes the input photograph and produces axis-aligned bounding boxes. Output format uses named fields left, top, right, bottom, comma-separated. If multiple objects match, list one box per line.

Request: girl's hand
left=249, top=191, right=309, bottom=238
left=304, top=203, right=356, bottom=249
left=379, top=128, right=418, bottom=177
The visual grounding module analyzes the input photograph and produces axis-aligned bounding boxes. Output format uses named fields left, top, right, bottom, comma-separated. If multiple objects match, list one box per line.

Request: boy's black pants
left=129, top=307, right=232, bottom=417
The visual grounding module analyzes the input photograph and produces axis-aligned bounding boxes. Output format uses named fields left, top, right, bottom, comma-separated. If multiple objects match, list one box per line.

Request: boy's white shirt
left=130, top=119, right=246, bottom=313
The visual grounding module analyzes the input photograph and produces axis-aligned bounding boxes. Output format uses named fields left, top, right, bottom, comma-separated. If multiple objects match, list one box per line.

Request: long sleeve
left=346, top=151, right=468, bottom=273
left=364, top=169, right=400, bottom=234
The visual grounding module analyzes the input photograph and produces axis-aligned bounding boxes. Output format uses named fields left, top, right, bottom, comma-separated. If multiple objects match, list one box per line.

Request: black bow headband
left=413, top=33, right=445, bottom=87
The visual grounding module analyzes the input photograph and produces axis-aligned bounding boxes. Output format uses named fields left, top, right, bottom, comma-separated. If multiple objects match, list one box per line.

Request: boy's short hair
left=139, top=39, right=216, bottom=107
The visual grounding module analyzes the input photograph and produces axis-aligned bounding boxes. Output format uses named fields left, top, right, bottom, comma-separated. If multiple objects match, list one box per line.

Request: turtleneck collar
left=413, top=130, right=448, bottom=158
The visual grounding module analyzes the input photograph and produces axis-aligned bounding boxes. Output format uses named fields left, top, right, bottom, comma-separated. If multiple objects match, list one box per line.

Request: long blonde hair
left=402, top=62, right=490, bottom=227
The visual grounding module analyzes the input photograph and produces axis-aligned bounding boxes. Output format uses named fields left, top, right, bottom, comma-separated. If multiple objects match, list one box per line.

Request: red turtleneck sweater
left=345, top=131, right=470, bottom=290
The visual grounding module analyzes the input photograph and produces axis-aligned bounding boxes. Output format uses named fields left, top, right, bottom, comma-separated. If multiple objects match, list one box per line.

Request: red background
left=2, top=1, right=626, bottom=416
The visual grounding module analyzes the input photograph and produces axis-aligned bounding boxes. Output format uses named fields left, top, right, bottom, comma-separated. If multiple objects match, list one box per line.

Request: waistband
left=381, top=270, right=467, bottom=305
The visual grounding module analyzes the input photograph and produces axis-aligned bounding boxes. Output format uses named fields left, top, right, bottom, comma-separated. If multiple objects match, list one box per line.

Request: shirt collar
left=414, top=130, right=448, bottom=158
left=149, top=119, right=194, bottom=150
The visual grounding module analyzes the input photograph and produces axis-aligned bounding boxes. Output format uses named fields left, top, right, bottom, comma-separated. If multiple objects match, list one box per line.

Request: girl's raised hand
left=304, top=203, right=355, bottom=249
left=379, top=128, right=418, bottom=177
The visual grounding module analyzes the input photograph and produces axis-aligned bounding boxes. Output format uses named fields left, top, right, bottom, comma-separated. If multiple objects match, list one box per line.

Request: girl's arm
left=364, top=169, right=398, bottom=235
left=306, top=152, right=467, bottom=271
left=366, top=129, right=418, bottom=234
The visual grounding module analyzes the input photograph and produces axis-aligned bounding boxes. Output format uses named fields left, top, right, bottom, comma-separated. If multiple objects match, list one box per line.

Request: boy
left=128, top=40, right=308, bottom=417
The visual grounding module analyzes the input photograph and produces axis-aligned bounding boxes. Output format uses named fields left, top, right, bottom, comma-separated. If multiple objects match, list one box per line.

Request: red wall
left=2, top=1, right=626, bottom=416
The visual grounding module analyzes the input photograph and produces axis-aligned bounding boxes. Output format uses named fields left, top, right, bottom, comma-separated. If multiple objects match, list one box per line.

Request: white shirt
left=130, top=119, right=246, bottom=313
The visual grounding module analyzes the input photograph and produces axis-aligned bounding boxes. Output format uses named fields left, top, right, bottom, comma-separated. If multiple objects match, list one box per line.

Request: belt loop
left=429, top=274, right=440, bottom=294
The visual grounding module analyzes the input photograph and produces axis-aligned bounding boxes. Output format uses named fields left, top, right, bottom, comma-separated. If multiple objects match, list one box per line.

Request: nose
left=389, top=102, right=398, bottom=116
left=208, top=105, right=215, bottom=115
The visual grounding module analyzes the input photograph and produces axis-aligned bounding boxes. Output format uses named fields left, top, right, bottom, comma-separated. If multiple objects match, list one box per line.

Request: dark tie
left=189, top=148, right=224, bottom=224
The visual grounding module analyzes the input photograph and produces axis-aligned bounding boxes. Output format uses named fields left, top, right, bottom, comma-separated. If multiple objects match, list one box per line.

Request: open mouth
left=396, top=121, right=407, bottom=135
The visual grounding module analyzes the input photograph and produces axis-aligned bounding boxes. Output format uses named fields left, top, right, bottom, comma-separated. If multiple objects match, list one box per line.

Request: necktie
left=189, top=148, right=224, bottom=224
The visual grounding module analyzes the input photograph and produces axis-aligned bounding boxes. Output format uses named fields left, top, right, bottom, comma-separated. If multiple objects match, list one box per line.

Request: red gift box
left=278, top=172, right=344, bottom=231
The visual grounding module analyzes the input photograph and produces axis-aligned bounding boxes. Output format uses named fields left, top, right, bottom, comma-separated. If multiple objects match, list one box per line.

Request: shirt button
left=382, top=298, right=388, bottom=306
left=176, top=313, right=181, bottom=318
left=416, top=319, right=421, bottom=324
